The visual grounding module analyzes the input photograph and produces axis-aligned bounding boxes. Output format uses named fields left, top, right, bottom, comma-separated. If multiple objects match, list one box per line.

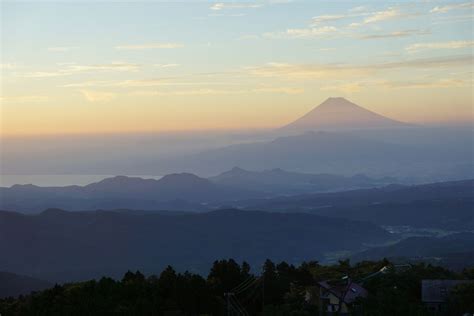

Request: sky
left=1, top=0, right=473, bottom=136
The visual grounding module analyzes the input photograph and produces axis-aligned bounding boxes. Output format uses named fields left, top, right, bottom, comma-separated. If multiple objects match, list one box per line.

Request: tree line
left=1, top=259, right=473, bottom=315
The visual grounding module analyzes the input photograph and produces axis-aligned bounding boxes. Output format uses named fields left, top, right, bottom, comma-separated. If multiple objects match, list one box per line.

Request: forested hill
left=1, top=259, right=473, bottom=316
left=0, top=209, right=391, bottom=282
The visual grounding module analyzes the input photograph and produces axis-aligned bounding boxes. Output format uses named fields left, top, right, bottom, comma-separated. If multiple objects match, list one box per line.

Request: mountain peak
left=319, top=97, right=359, bottom=109
left=230, top=166, right=247, bottom=173
left=326, top=96, right=349, bottom=102
left=85, top=176, right=157, bottom=190
left=280, top=97, right=410, bottom=132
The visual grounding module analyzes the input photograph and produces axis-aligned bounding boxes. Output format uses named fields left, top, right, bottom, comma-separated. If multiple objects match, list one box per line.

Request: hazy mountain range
left=0, top=168, right=394, bottom=213
left=1, top=97, right=472, bottom=289
left=157, top=129, right=473, bottom=179
left=209, top=167, right=395, bottom=194
left=243, top=179, right=474, bottom=230
left=2, top=98, right=472, bottom=182
left=0, top=178, right=472, bottom=285
left=127, top=98, right=472, bottom=178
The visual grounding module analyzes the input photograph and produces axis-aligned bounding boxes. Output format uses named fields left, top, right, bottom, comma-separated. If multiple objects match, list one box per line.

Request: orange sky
left=1, top=1, right=473, bottom=136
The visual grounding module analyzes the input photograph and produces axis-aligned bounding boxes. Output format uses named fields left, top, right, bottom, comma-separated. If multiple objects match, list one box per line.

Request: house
left=317, top=279, right=368, bottom=315
left=421, top=279, right=473, bottom=313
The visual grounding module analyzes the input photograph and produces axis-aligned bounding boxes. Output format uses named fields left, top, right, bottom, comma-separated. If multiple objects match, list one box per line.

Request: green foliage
left=361, top=262, right=459, bottom=316
left=447, top=283, right=474, bottom=315
left=0, top=260, right=470, bottom=316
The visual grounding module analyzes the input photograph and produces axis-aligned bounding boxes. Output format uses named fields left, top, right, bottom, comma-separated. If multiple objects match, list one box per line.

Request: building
left=421, top=279, right=473, bottom=313
left=317, top=280, right=368, bottom=315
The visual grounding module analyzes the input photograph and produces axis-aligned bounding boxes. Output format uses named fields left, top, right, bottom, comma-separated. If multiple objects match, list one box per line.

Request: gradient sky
left=1, top=0, right=473, bottom=136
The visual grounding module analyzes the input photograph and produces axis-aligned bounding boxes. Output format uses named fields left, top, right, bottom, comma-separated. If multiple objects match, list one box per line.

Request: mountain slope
left=209, top=167, right=395, bottom=194
left=0, top=272, right=52, bottom=298
left=245, top=179, right=474, bottom=230
left=0, top=209, right=392, bottom=282
left=351, top=233, right=474, bottom=271
left=167, top=130, right=469, bottom=177
left=281, top=97, right=410, bottom=132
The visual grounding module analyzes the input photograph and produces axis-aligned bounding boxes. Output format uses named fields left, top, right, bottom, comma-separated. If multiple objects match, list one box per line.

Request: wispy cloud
left=253, top=87, right=304, bottom=94
left=0, top=95, right=49, bottom=103
left=61, top=78, right=238, bottom=89
left=348, top=6, right=417, bottom=28
left=379, top=55, right=473, bottom=69
left=79, top=90, right=116, bottom=102
left=265, top=5, right=419, bottom=39
left=363, top=7, right=401, bottom=24
left=115, top=43, right=183, bottom=50
left=67, top=63, right=140, bottom=72
left=131, top=89, right=242, bottom=96
left=21, top=71, right=66, bottom=78
left=359, top=29, right=430, bottom=40
left=47, top=46, right=78, bottom=52
left=246, top=62, right=367, bottom=79
left=130, top=86, right=303, bottom=97
left=406, top=40, right=474, bottom=53
left=20, top=62, right=140, bottom=78
left=264, top=26, right=338, bottom=39
left=247, top=55, right=472, bottom=80
left=154, top=63, right=180, bottom=68
left=430, top=2, right=474, bottom=13
left=62, top=79, right=170, bottom=88
left=210, top=3, right=263, bottom=11
left=382, top=78, right=469, bottom=89
left=310, top=15, right=345, bottom=26
left=60, top=81, right=117, bottom=88
left=320, top=77, right=469, bottom=93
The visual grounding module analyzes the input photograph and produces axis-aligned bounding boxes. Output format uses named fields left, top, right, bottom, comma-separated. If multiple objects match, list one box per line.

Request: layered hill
left=164, top=129, right=472, bottom=178
left=209, top=167, right=395, bottom=194
left=0, top=167, right=400, bottom=213
left=244, top=179, right=474, bottom=230
left=0, top=173, right=262, bottom=213
left=0, top=209, right=392, bottom=282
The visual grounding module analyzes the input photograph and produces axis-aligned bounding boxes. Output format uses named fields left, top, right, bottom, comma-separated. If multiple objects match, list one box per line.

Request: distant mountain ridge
left=281, top=97, right=411, bottom=132
left=244, top=179, right=474, bottom=230
left=209, top=167, right=395, bottom=194
left=2, top=172, right=472, bottom=216
left=0, top=173, right=262, bottom=213
left=0, top=168, right=399, bottom=213
left=163, top=129, right=471, bottom=177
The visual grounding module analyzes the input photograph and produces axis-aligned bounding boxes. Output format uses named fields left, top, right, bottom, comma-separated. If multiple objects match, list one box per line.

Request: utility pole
left=261, top=265, right=265, bottom=314
left=225, top=292, right=232, bottom=316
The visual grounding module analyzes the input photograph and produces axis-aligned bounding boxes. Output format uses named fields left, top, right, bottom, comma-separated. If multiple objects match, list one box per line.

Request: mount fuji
left=281, top=97, right=411, bottom=132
